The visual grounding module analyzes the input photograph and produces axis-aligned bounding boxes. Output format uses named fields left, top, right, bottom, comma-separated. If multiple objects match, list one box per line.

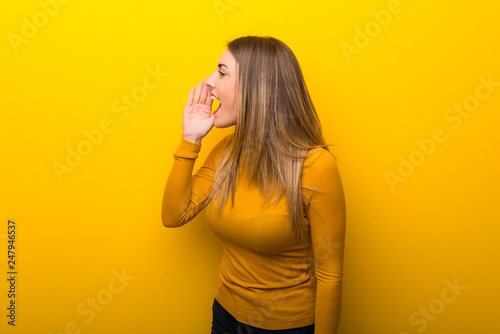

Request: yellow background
left=1, top=0, right=499, bottom=333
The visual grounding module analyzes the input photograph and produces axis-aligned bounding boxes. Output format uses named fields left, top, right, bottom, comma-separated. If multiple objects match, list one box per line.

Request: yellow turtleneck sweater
left=162, top=134, right=346, bottom=333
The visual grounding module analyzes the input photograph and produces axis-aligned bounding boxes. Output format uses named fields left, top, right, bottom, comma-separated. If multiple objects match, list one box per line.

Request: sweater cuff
left=173, top=137, right=202, bottom=159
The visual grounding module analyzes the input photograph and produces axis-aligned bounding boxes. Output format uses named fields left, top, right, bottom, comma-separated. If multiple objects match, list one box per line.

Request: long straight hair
left=206, top=36, right=333, bottom=240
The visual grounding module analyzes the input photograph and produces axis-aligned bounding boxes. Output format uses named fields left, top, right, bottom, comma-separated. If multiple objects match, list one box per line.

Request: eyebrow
left=218, top=64, right=229, bottom=69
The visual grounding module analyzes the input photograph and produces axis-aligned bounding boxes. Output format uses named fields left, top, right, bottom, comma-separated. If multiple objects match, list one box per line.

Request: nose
left=206, top=72, right=216, bottom=88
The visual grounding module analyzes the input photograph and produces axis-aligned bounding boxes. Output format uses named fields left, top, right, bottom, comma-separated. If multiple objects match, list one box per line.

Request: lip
left=213, top=103, right=221, bottom=115
left=212, top=95, right=221, bottom=114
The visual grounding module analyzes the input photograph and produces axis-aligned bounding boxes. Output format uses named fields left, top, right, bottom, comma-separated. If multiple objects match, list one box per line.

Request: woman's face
left=206, top=49, right=238, bottom=128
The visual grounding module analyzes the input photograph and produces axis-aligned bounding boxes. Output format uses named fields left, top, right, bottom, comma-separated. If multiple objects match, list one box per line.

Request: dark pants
left=211, top=298, right=315, bottom=334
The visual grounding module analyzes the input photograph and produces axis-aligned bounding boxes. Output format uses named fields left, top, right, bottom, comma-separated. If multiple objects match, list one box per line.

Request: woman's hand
left=182, top=79, right=214, bottom=144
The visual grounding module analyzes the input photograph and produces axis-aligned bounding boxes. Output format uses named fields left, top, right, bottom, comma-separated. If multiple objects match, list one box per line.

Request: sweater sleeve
left=161, top=134, right=232, bottom=227
left=302, top=149, right=346, bottom=334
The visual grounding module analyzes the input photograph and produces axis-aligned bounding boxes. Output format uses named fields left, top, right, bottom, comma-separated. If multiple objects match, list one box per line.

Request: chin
left=214, top=117, right=236, bottom=128
left=214, top=122, right=232, bottom=129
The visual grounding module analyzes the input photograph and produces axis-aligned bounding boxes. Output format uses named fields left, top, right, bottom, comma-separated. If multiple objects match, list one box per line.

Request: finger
left=204, top=77, right=214, bottom=106
left=185, top=87, right=195, bottom=108
left=200, top=78, right=211, bottom=104
left=200, top=80, right=209, bottom=105
left=206, top=86, right=213, bottom=107
left=193, top=81, right=203, bottom=104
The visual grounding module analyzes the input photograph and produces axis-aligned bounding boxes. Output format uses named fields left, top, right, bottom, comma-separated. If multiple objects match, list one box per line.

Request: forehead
left=218, top=49, right=236, bottom=70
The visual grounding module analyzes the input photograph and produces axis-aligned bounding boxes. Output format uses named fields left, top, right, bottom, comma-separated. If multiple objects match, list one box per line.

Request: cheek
left=227, top=83, right=237, bottom=107
left=219, top=81, right=237, bottom=109
left=221, top=86, right=233, bottom=105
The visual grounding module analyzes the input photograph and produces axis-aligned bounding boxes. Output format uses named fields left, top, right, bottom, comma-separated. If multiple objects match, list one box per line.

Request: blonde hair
left=206, top=36, right=333, bottom=240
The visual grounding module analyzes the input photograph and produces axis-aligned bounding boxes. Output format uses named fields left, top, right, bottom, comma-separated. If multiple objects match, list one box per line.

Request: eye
left=218, top=70, right=226, bottom=77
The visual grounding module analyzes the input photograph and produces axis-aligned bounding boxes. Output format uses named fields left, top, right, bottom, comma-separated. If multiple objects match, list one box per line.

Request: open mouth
left=211, top=96, right=221, bottom=114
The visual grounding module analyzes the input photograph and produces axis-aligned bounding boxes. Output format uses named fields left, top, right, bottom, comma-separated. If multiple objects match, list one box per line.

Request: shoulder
left=301, top=147, right=344, bottom=204
left=301, top=147, right=344, bottom=210
left=301, top=147, right=342, bottom=190
left=213, top=133, right=233, bottom=152
left=207, top=133, right=233, bottom=160
left=303, top=147, right=338, bottom=171
left=220, top=133, right=234, bottom=145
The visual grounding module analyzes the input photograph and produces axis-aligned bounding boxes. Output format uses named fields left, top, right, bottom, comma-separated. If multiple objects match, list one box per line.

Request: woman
left=161, top=36, right=346, bottom=334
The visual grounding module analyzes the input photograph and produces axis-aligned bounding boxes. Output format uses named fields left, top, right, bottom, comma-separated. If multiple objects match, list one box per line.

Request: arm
left=161, top=134, right=231, bottom=227
left=303, top=150, right=347, bottom=333
left=161, top=78, right=219, bottom=227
